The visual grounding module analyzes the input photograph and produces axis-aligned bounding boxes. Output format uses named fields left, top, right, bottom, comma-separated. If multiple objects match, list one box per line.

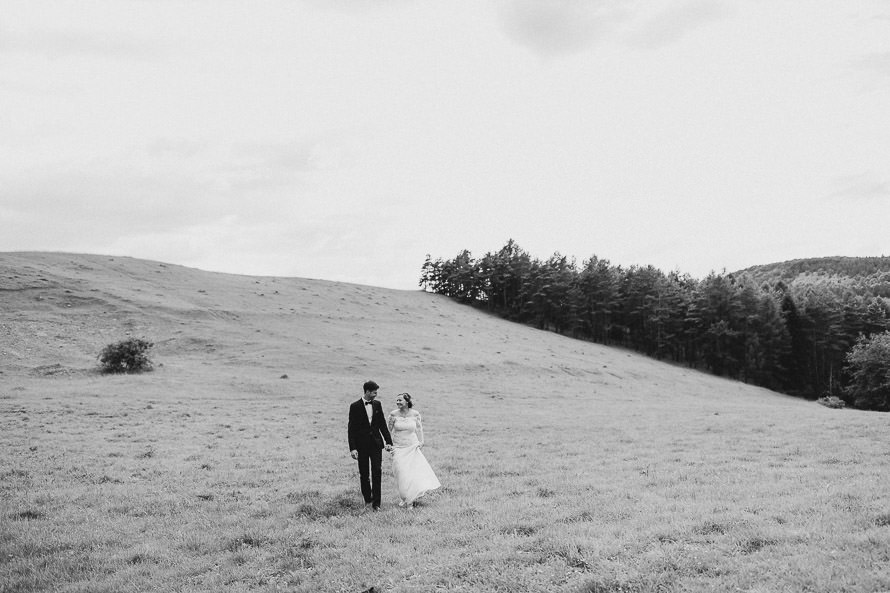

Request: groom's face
left=364, top=389, right=378, bottom=402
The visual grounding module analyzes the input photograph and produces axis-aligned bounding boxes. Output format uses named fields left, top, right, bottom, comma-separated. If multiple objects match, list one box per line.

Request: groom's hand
left=385, top=444, right=393, bottom=452
left=350, top=450, right=358, bottom=459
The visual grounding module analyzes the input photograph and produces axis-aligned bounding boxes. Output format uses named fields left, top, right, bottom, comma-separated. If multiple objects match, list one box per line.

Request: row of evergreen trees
left=419, top=240, right=890, bottom=411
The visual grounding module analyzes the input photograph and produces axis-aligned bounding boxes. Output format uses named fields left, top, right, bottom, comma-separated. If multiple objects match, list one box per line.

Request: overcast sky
left=2, top=1, right=889, bottom=290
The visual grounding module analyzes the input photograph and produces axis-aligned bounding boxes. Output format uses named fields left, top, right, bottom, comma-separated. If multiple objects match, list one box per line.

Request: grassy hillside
left=1, top=252, right=888, bottom=592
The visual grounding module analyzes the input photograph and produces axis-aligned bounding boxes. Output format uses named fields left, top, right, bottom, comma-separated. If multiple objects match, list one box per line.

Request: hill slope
left=1, top=251, right=789, bottom=408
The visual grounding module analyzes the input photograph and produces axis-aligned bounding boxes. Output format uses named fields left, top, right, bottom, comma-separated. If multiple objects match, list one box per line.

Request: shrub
left=98, top=338, right=154, bottom=374
left=817, top=396, right=845, bottom=409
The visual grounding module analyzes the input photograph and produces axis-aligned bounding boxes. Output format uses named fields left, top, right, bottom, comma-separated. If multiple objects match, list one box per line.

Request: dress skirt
left=392, top=443, right=441, bottom=504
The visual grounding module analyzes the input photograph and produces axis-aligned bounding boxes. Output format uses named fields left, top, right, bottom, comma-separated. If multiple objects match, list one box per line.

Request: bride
left=388, top=393, right=441, bottom=507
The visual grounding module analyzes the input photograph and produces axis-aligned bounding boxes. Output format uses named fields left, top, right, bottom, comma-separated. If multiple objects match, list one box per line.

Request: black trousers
left=356, top=447, right=383, bottom=507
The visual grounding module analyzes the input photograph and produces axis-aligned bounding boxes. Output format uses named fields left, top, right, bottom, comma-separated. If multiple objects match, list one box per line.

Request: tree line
left=419, top=240, right=890, bottom=411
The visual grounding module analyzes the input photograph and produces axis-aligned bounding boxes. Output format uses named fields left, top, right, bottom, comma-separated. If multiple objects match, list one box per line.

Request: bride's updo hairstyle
left=399, top=392, right=413, bottom=408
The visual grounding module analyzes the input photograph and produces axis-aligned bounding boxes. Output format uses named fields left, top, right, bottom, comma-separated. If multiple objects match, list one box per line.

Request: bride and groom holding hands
left=348, top=380, right=441, bottom=511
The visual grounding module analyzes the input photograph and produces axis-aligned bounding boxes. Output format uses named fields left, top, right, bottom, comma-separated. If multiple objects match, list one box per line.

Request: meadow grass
left=2, top=365, right=889, bottom=593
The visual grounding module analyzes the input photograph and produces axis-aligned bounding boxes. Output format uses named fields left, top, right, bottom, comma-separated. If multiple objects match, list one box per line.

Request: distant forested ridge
left=420, top=242, right=890, bottom=411
left=742, top=256, right=890, bottom=297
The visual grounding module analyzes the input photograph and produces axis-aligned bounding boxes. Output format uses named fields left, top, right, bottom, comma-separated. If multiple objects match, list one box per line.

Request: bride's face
left=395, top=395, right=406, bottom=409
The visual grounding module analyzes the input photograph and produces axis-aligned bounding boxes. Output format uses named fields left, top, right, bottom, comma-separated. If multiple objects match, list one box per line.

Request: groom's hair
left=363, top=380, right=379, bottom=393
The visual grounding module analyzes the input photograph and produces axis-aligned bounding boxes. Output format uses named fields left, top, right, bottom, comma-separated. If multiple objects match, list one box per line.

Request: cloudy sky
left=2, top=1, right=889, bottom=290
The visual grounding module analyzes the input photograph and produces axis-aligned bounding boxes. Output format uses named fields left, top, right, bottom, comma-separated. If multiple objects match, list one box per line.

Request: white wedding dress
left=389, top=412, right=441, bottom=505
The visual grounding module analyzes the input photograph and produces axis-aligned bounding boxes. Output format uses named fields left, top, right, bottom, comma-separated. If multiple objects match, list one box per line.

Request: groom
left=348, top=380, right=393, bottom=511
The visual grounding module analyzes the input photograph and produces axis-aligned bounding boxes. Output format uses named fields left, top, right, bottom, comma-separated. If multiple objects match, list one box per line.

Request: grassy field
left=1, top=253, right=889, bottom=592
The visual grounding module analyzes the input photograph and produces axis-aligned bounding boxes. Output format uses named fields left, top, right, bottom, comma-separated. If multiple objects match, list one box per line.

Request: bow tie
left=364, top=400, right=373, bottom=406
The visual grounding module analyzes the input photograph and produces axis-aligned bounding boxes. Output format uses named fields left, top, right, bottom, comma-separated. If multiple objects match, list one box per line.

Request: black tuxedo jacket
left=348, top=398, right=393, bottom=452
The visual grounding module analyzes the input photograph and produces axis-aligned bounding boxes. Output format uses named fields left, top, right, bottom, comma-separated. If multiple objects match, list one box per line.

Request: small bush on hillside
left=98, top=338, right=154, bottom=374
left=817, top=396, right=845, bottom=409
